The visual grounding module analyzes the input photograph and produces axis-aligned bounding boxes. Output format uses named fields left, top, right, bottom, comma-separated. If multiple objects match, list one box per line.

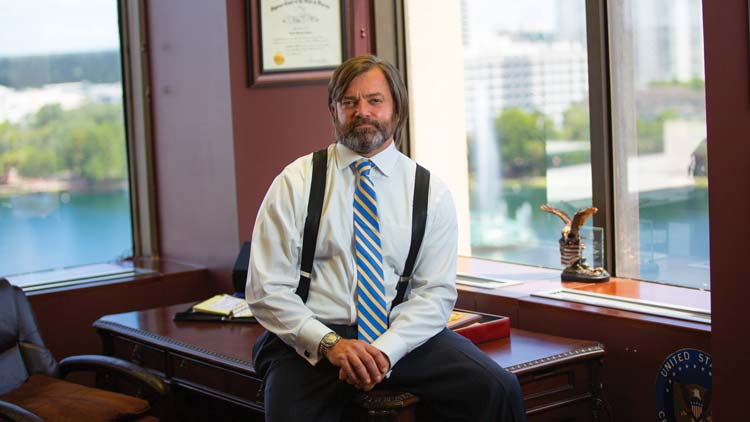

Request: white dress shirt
left=246, top=142, right=457, bottom=368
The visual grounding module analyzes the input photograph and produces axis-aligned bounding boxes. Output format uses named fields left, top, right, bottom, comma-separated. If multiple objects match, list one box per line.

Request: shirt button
left=304, top=350, right=310, bottom=357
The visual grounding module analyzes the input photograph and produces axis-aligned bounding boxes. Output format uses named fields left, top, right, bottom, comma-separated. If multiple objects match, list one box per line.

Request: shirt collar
left=334, top=142, right=398, bottom=177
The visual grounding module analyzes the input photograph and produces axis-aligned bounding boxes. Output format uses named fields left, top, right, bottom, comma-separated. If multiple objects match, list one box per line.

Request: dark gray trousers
left=252, top=326, right=526, bottom=422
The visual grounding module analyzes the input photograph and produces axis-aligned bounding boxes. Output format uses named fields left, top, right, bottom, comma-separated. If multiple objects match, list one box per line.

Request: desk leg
left=590, top=358, right=612, bottom=422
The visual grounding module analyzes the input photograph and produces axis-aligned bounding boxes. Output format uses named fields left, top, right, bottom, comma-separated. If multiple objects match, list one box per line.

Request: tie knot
left=354, top=159, right=373, bottom=176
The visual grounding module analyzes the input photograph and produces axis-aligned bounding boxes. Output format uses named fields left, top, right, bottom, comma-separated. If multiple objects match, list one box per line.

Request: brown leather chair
left=0, top=279, right=167, bottom=422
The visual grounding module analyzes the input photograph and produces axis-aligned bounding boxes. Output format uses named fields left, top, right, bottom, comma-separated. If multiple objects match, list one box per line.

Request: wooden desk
left=94, top=304, right=605, bottom=421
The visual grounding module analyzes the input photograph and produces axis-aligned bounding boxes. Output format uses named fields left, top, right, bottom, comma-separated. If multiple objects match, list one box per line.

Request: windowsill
left=14, top=258, right=207, bottom=296
left=456, top=255, right=711, bottom=331
left=7, top=262, right=150, bottom=292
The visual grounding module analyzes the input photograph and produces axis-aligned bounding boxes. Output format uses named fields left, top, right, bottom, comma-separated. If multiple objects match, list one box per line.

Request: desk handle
left=130, top=345, right=143, bottom=365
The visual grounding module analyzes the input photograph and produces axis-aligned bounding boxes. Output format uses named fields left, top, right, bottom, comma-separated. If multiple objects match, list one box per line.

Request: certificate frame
left=245, top=0, right=350, bottom=87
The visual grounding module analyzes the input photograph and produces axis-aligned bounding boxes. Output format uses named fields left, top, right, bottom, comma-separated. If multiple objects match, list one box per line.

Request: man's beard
left=335, top=116, right=396, bottom=155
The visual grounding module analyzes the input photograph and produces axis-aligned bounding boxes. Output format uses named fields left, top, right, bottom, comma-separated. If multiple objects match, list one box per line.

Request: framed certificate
left=245, top=0, right=348, bottom=87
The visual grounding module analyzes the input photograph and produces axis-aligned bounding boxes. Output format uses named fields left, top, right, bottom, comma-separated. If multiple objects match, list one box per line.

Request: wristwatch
left=318, top=331, right=341, bottom=358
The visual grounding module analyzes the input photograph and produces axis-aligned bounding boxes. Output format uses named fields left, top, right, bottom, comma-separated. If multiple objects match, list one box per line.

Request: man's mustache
left=347, top=117, right=384, bottom=132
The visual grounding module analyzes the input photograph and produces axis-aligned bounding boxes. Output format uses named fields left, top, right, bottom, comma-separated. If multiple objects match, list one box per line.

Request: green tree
left=495, top=108, right=556, bottom=178
left=650, top=78, right=705, bottom=91
left=57, top=103, right=127, bottom=181
left=0, top=122, right=8, bottom=182
left=0, top=121, right=24, bottom=182
left=17, top=145, right=58, bottom=178
left=0, top=102, right=127, bottom=184
left=637, top=109, right=678, bottom=154
left=31, top=103, right=65, bottom=128
left=560, top=102, right=589, bottom=141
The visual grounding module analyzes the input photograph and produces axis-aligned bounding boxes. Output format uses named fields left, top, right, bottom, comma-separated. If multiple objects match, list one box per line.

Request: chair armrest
left=59, top=355, right=168, bottom=400
left=0, top=400, right=43, bottom=422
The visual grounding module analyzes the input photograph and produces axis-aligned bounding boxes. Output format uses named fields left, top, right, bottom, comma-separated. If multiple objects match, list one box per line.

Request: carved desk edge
left=504, top=343, right=605, bottom=375
left=93, top=319, right=255, bottom=374
left=95, top=318, right=604, bottom=378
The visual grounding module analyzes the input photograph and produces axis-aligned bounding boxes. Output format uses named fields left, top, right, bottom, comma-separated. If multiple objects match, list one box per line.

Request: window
left=0, top=1, right=133, bottom=279
left=405, top=0, right=709, bottom=290
left=609, top=0, right=709, bottom=289
left=462, top=0, right=593, bottom=270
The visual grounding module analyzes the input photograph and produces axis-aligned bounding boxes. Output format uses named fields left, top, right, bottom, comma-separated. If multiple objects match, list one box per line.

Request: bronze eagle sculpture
left=540, top=204, right=598, bottom=242
left=540, top=204, right=610, bottom=283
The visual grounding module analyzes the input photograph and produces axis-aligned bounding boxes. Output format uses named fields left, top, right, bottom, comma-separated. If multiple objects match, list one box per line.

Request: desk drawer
left=519, top=360, right=594, bottom=414
left=171, top=354, right=262, bottom=406
left=111, top=335, right=167, bottom=375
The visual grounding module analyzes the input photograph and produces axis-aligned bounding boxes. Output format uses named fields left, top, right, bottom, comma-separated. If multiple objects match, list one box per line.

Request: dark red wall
left=147, top=0, right=240, bottom=292
left=703, top=0, right=750, bottom=419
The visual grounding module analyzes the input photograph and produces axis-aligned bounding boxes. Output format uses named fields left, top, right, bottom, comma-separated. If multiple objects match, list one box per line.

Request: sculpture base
left=561, top=268, right=610, bottom=283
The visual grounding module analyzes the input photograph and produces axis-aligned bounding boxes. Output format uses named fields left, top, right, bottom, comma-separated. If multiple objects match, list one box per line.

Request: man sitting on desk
left=246, top=55, right=525, bottom=422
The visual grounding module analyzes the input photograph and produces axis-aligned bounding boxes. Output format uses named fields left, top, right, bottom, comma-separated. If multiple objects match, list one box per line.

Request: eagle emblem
left=656, top=349, right=712, bottom=422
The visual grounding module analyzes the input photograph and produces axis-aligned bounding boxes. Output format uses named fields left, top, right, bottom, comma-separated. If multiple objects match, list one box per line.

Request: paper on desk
left=232, top=301, right=253, bottom=317
left=193, top=294, right=253, bottom=317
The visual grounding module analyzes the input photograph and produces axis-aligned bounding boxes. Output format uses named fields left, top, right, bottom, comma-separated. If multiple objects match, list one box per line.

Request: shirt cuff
left=371, top=330, right=408, bottom=370
left=296, top=318, right=333, bottom=366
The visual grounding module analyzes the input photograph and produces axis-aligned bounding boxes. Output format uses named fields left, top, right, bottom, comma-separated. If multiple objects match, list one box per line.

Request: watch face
left=324, top=332, right=338, bottom=344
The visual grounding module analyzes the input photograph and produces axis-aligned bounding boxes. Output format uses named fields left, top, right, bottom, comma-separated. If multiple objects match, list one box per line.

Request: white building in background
left=0, top=82, right=121, bottom=124
left=463, top=33, right=589, bottom=131
left=461, top=0, right=704, bottom=132
left=632, top=0, right=704, bottom=88
left=556, top=0, right=587, bottom=44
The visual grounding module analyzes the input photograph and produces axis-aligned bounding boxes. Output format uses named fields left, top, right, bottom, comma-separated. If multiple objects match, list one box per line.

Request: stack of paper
left=193, top=294, right=253, bottom=318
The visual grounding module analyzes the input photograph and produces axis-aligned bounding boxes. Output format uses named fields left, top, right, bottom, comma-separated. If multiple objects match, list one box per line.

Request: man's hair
left=328, top=55, right=408, bottom=144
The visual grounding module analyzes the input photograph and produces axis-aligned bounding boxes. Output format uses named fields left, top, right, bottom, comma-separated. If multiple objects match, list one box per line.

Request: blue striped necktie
left=352, top=159, right=388, bottom=343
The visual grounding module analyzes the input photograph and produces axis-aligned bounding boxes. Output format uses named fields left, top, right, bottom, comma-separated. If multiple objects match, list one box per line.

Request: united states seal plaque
left=655, top=348, right=712, bottom=422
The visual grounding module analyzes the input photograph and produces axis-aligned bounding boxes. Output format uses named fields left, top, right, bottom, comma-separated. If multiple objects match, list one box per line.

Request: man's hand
left=325, top=339, right=390, bottom=391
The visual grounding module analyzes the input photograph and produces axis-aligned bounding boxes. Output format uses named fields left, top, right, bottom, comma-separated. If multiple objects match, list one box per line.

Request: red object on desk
left=454, top=317, right=510, bottom=344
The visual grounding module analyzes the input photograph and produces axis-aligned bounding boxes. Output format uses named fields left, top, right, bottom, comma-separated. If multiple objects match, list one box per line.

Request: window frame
left=119, top=0, right=159, bottom=259
left=585, top=0, right=616, bottom=275
left=373, top=0, right=411, bottom=156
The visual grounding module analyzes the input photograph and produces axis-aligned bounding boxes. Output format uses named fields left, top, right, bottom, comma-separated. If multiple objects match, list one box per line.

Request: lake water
left=0, top=190, right=133, bottom=277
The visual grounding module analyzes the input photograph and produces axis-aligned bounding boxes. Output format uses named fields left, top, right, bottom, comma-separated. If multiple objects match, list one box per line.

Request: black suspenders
left=295, top=148, right=430, bottom=310
left=294, top=149, right=328, bottom=302
left=393, top=161, right=429, bottom=308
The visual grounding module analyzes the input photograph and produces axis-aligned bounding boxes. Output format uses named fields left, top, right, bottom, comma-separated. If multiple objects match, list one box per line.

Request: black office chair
left=232, top=241, right=252, bottom=298
left=0, top=279, right=167, bottom=422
